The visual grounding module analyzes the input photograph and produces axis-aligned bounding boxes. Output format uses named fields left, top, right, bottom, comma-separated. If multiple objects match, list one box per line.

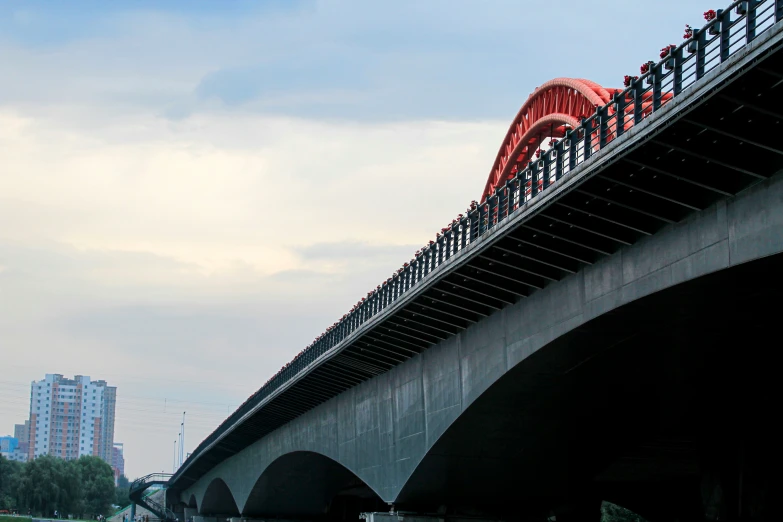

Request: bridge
left=134, top=2, right=783, bottom=521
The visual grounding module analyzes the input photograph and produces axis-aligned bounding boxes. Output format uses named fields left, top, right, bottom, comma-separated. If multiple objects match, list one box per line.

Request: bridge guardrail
left=171, top=0, right=783, bottom=486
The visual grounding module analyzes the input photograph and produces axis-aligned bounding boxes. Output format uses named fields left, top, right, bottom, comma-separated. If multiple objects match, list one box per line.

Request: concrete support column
left=183, top=507, right=197, bottom=521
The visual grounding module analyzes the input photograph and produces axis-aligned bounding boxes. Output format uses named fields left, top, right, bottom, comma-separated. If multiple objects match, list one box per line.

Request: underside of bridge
left=241, top=452, right=386, bottom=520
left=395, top=253, right=783, bottom=522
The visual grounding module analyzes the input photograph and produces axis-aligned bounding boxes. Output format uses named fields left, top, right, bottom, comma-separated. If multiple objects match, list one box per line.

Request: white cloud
left=0, top=104, right=504, bottom=477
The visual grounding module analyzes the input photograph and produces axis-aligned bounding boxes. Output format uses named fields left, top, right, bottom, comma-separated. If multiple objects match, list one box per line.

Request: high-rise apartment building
left=27, top=374, right=116, bottom=464
left=99, top=386, right=117, bottom=464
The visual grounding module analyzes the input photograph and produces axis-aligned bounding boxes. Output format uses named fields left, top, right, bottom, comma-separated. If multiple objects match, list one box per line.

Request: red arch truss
left=482, top=78, right=631, bottom=201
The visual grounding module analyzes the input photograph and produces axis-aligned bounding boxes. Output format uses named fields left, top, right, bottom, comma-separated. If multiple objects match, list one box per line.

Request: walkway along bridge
left=134, top=2, right=783, bottom=521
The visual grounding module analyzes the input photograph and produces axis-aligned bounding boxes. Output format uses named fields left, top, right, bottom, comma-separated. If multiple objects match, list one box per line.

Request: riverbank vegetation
left=0, top=455, right=116, bottom=518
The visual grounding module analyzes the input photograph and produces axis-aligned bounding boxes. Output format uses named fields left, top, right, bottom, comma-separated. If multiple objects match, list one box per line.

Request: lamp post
left=173, top=439, right=177, bottom=473
left=180, top=411, right=186, bottom=467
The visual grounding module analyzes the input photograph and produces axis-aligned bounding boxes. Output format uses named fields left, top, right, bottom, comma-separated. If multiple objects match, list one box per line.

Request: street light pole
left=181, top=411, right=186, bottom=466
left=173, top=439, right=177, bottom=473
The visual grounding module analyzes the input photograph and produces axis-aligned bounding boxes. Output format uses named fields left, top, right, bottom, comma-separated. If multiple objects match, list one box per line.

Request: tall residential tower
left=27, top=374, right=116, bottom=464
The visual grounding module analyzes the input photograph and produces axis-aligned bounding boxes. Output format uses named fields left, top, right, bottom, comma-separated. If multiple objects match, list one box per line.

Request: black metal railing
left=142, top=495, right=176, bottom=522
left=130, top=473, right=172, bottom=496
left=130, top=474, right=175, bottom=521
left=172, top=0, right=782, bottom=484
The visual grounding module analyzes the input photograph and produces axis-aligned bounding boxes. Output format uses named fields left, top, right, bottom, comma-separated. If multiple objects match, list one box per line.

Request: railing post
left=542, top=150, right=553, bottom=190
left=777, top=0, right=783, bottom=22
left=497, top=185, right=507, bottom=222
left=503, top=178, right=514, bottom=217
left=582, top=118, right=593, bottom=161
left=633, top=78, right=643, bottom=124
left=470, top=210, right=479, bottom=241
left=530, top=160, right=540, bottom=197
left=567, top=131, right=577, bottom=173
left=445, top=230, right=452, bottom=260
left=505, top=178, right=514, bottom=217
left=652, top=63, right=663, bottom=112
left=506, top=179, right=516, bottom=214
left=745, top=1, right=759, bottom=42
left=696, top=28, right=707, bottom=79
left=516, top=169, right=526, bottom=203
left=460, top=219, right=468, bottom=249
left=614, top=92, right=625, bottom=139
left=719, top=9, right=730, bottom=62
left=554, top=140, right=564, bottom=181
left=673, top=46, right=684, bottom=95
left=597, top=105, right=608, bottom=149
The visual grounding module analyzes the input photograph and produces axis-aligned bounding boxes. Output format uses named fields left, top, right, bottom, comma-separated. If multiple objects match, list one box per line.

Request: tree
left=116, top=474, right=131, bottom=509
left=0, top=455, right=23, bottom=510
left=75, top=456, right=115, bottom=517
left=115, top=486, right=130, bottom=509
left=15, top=455, right=81, bottom=516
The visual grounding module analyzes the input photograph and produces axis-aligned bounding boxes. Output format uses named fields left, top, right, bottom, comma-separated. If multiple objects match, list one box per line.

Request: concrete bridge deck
left=165, top=6, right=783, bottom=522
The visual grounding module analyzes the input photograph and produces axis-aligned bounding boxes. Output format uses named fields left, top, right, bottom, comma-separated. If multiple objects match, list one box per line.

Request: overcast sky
left=0, top=0, right=712, bottom=478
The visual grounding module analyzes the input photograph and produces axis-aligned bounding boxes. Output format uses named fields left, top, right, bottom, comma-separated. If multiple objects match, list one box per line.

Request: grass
left=35, top=516, right=95, bottom=522
left=0, top=516, right=32, bottom=522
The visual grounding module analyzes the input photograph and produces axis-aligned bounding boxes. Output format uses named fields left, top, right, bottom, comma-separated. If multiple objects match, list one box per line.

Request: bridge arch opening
left=394, top=253, right=783, bottom=520
left=242, top=451, right=386, bottom=521
left=199, top=478, right=240, bottom=517
left=187, top=494, right=197, bottom=510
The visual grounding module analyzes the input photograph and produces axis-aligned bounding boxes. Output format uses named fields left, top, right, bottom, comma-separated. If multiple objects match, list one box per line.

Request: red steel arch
left=482, top=78, right=623, bottom=201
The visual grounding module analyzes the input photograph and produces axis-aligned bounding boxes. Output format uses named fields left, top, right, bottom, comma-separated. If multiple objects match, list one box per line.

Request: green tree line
left=0, top=454, right=125, bottom=518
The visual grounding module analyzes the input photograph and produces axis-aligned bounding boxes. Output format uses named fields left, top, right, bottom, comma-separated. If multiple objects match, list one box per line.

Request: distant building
left=0, top=436, right=27, bottom=462
left=0, top=436, right=17, bottom=453
left=0, top=435, right=19, bottom=452
left=26, top=374, right=117, bottom=464
left=14, top=421, right=30, bottom=454
left=112, top=443, right=125, bottom=483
